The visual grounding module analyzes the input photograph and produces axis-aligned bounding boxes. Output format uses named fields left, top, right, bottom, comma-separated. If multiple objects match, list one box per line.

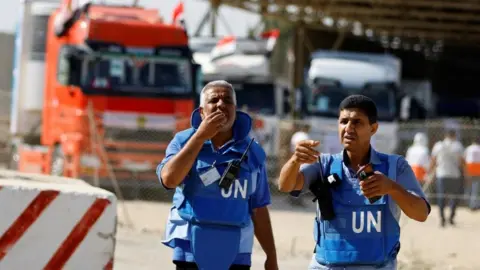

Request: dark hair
left=446, top=129, right=457, bottom=138
left=339, top=95, right=378, bottom=124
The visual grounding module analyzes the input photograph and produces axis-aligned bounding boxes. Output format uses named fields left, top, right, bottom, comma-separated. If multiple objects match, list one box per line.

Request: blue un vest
left=313, top=152, right=401, bottom=266
left=170, top=109, right=266, bottom=270
left=172, top=128, right=265, bottom=228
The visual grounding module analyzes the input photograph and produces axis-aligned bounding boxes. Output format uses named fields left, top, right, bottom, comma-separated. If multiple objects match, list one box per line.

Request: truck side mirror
left=57, top=46, right=82, bottom=87
left=67, top=55, right=82, bottom=86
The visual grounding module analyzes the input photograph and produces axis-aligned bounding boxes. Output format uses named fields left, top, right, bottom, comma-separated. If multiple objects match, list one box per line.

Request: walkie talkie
left=218, top=138, right=255, bottom=190
left=356, top=163, right=381, bottom=204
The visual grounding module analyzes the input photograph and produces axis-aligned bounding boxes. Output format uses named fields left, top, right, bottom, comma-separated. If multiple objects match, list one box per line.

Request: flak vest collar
left=190, top=108, right=254, bottom=156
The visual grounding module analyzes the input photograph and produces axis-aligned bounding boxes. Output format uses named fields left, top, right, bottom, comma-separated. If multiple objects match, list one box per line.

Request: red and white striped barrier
left=0, top=171, right=117, bottom=270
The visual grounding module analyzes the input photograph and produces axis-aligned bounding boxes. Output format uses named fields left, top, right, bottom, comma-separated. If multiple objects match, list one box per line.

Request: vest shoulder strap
left=329, top=153, right=343, bottom=179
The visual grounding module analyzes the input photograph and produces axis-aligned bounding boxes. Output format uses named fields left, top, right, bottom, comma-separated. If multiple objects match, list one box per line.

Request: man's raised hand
left=292, top=140, right=320, bottom=164
left=196, top=111, right=227, bottom=140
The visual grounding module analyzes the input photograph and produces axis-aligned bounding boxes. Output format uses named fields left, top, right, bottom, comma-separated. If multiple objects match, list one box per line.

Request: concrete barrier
left=0, top=170, right=117, bottom=270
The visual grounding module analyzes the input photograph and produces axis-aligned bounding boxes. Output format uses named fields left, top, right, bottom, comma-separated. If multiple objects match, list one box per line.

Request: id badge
left=199, top=166, right=221, bottom=187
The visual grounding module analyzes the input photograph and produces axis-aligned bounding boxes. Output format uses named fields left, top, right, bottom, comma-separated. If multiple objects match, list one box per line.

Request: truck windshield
left=234, top=83, right=276, bottom=115
left=306, top=82, right=397, bottom=121
left=80, top=53, right=192, bottom=95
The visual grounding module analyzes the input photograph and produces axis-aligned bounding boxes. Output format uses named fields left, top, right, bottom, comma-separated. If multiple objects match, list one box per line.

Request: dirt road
left=113, top=197, right=480, bottom=270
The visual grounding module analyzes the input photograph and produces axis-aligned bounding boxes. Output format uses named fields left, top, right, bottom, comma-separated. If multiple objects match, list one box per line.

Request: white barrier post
left=0, top=171, right=117, bottom=270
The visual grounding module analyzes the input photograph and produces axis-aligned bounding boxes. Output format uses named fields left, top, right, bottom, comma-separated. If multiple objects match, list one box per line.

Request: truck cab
left=11, top=0, right=201, bottom=186
left=302, top=50, right=401, bottom=154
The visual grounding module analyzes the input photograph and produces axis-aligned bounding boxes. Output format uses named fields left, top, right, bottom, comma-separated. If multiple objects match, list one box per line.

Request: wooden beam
left=319, top=6, right=480, bottom=22
left=305, top=20, right=480, bottom=44
left=266, top=0, right=480, bottom=11
left=369, top=28, right=480, bottom=42
left=224, top=0, right=480, bottom=22
left=345, top=18, right=480, bottom=33
left=252, top=7, right=480, bottom=33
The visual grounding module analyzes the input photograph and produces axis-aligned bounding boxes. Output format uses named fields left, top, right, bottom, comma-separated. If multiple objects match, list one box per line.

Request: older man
left=157, top=80, right=278, bottom=270
left=278, top=95, right=430, bottom=270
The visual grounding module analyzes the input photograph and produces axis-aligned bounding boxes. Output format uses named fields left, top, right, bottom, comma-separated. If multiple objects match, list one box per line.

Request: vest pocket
left=190, top=196, right=250, bottom=227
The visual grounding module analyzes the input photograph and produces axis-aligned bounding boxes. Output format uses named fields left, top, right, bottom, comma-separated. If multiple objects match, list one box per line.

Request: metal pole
left=290, top=23, right=305, bottom=119
left=209, top=0, right=222, bottom=37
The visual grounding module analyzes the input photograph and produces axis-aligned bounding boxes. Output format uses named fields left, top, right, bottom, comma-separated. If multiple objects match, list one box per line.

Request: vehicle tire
left=50, top=145, right=65, bottom=176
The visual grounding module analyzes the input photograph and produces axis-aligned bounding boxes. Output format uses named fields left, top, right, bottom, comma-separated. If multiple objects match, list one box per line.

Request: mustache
left=343, top=133, right=357, bottom=138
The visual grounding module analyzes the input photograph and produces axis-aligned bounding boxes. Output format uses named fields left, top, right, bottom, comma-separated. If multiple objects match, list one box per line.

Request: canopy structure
left=214, top=0, right=480, bottom=47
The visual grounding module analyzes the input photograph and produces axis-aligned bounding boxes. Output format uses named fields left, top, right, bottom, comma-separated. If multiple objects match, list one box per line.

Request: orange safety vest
left=411, top=166, right=427, bottom=183
left=406, top=146, right=429, bottom=183
left=465, top=144, right=480, bottom=177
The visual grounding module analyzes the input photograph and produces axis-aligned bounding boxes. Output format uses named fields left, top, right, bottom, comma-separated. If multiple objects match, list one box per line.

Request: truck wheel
left=50, top=145, right=65, bottom=176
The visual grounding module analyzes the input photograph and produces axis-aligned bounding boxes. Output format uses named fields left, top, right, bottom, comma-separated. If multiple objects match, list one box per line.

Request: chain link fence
left=85, top=113, right=480, bottom=212
left=8, top=103, right=479, bottom=212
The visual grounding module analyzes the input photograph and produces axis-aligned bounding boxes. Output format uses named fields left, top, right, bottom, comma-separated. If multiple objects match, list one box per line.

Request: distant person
left=405, top=132, right=430, bottom=184
left=290, top=123, right=311, bottom=154
left=464, top=139, right=480, bottom=211
left=429, top=130, right=465, bottom=227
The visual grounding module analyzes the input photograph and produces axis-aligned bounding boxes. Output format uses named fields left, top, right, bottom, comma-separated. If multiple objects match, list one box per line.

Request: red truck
left=10, top=0, right=201, bottom=188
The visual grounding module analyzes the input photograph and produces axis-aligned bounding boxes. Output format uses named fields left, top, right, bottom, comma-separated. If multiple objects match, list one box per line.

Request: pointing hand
left=292, top=140, right=320, bottom=164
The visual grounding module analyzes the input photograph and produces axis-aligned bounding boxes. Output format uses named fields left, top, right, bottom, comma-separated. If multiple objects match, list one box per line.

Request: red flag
left=261, top=29, right=280, bottom=52
left=210, top=36, right=237, bottom=61
left=172, top=1, right=185, bottom=28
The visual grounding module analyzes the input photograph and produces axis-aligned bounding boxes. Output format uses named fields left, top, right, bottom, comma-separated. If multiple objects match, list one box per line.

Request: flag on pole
left=172, top=1, right=185, bottom=29
left=210, top=36, right=237, bottom=61
left=260, top=29, right=280, bottom=57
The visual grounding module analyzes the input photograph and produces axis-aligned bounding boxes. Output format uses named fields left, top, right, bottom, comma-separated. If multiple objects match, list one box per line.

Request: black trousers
left=174, top=261, right=250, bottom=270
left=436, top=177, right=463, bottom=221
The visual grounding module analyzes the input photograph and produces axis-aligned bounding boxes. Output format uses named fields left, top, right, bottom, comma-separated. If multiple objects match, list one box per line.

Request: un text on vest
left=221, top=179, right=248, bottom=199
left=352, top=210, right=382, bottom=233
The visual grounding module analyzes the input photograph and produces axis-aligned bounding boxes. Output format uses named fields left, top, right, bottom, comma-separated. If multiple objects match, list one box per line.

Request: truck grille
left=87, top=127, right=174, bottom=182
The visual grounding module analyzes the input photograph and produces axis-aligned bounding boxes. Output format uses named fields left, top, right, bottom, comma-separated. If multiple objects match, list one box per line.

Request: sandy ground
left=113, top=196, right=480, bottom=270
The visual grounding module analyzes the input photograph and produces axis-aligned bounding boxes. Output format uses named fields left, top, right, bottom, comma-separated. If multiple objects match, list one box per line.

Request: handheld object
left=309, top=156, right=336, bottom=220
left=356, top=163, right=381, bottom=203
left=218, top=138, right=255, bottom=190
